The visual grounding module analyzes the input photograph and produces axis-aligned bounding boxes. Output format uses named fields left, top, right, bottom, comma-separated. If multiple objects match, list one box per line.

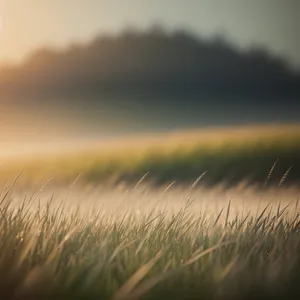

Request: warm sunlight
left=0, top=2, right=299, bottom=299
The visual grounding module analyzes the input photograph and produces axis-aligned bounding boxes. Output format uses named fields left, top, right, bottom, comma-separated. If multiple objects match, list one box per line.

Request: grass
left=0, top=179, right=299, bottom=300
left=2, top=124, right=300, bottom=187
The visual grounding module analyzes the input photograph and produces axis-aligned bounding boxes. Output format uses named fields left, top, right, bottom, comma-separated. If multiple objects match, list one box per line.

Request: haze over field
left=0, top=29, right=299, bottom=149
left=1, top=2, right=300, bottom=300
left=0, top=0, right=299, bottom=174
left=0, top=1, right=300, bottom=145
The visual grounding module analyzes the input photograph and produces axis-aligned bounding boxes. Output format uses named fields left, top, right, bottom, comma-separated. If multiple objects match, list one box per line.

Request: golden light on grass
left=0, top=178, right=299, bottom=299
left=1, top=124, right=300, bottom=188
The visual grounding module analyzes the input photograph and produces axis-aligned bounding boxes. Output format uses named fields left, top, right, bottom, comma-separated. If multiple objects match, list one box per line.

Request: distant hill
left=1, top=27, right=300, bottom=102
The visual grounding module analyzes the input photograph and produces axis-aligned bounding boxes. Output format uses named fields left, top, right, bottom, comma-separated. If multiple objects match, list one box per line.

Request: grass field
left=1, top=124, right=300, bottom=299
left=2, top=124, right=300, bottom=187
left=0, top=180, right=299, bottom=300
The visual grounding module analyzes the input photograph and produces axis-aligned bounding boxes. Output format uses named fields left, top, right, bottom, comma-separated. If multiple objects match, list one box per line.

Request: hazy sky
left=0, top=0, right=299, bottom=67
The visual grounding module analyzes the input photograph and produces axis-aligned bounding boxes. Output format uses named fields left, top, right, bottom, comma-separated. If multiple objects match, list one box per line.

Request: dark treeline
left=1, top=26, right=300, bottom=104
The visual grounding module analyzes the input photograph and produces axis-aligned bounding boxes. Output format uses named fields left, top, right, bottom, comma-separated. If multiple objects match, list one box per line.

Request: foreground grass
left=0, top=183, right=299, bottom=300
left=2, top=125, right=300, bottom=187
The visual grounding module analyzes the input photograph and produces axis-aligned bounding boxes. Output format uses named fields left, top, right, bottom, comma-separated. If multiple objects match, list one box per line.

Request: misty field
left=0, top=180, right=299, bottom=300
left=2, top=125, right=300, bottom=188
left=0, top=124, right=300, bottom=299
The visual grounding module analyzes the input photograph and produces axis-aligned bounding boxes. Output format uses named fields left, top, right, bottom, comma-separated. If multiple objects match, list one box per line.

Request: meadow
left=0, top=181, right=299, bottom=300
left=2, top=124, right=300, bottom=187
left=0, top=124, right=300, bottom=299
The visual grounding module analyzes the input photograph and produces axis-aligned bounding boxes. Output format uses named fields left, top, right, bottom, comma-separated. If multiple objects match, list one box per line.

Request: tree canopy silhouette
left=1, top=26, right=299, bottom=101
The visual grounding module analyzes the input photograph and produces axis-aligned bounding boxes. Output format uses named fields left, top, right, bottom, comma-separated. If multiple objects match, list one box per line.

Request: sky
left=0, top=0, right=299, bottom=68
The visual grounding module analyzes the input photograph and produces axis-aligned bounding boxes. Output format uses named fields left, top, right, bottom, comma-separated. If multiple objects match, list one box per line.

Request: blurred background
left=0, top=0, right=299, bottom=186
